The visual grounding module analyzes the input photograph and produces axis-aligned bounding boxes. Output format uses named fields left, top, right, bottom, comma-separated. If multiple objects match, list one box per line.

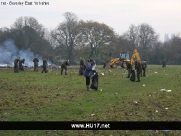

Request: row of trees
left=0, top=12, right=181, bottom=65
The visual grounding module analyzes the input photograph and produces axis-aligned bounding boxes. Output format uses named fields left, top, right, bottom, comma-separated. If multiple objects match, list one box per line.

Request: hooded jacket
left=84, top=62, right=93, bottom=77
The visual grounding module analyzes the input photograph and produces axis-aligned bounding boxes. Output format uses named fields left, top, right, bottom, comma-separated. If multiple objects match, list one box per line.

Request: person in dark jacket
left=33, top=57, right=39, bottom=72
left=126, top=61, right=132, bottom=78
left=141, top=60, right=147, bottom=77
left=84, top=60, right=95, bottom=90
left=19, top=59, right=25, bottom=71
left=162, top=60, right=166, bottom=68
left=102, top=61, right=106, bottom=68
left=79, top=57, right=86, bottom=75
left=14, top=57, right=20, bottom=73
left=61, top=59, right=70, bottom=75
left=42, top=58, right=48, bottom=73
left=135, top=59, right=142, bottom=82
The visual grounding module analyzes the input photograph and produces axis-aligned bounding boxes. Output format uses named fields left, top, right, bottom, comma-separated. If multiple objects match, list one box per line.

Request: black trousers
left=142, top=68, right=146, bottom=76
left=42, top=66, right=47, bottom=73
left=34, top=64, right=38, bottom=72
left=61, top=66, right=67, bottom=75
left=14, top=64, right=19, bottom=73
left=137, top=71, right=141, bottom=81
left=86, top=77, right=90, bottom=85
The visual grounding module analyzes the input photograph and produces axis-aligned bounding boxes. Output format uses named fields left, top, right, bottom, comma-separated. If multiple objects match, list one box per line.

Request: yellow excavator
left=107, top=49, right=141, bottom=68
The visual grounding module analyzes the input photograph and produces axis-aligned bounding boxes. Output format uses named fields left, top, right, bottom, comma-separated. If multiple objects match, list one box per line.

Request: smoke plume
left=0, top=39, right=48, bottom=67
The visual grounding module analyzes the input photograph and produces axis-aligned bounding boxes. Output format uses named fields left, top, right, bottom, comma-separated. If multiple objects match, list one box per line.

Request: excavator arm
left=130, top=49, right=141, bottom=66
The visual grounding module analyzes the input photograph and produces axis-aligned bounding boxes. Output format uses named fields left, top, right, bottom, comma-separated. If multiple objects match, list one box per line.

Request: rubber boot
left=86, top=85, right=90, bottom=91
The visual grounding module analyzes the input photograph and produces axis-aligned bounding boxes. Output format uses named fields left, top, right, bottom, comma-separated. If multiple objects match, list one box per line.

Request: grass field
left=0, top=65, right=181, bottom=135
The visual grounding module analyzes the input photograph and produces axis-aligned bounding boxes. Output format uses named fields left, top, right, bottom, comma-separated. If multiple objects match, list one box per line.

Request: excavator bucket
left=107, top=58, right=120, bottom=68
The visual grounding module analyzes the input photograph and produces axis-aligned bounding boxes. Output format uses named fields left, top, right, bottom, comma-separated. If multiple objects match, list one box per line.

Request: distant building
left=171, top=33, right=175, bottom=39
left=164, top=33, right=169, bottom=42
left=164, top=33, right=176, bottom=42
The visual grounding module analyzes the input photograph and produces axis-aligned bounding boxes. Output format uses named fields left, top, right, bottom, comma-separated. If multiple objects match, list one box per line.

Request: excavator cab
left=119, top=52, right=130, bottom=68
left=119, top=52, right=130, bottom=61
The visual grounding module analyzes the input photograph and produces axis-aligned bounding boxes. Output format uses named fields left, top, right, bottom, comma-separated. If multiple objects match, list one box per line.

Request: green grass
left=0, top=65, right=181, bottom=135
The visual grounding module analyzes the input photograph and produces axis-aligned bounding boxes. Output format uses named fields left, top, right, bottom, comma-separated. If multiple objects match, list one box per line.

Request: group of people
left=14, top=56, right=70, bottom=75
left=14, top=56, right=40, bottom=73
left=40, top=58, right=70, bottom=74
left=126, top=59, right=147, bottom=82
left=35, top=56, right=95, bottom=91
left=14, top=57, right=25, bottom=73
left=80, top=56, right=148, bottom=90
left=13, top=55, right=148, bottom=90
left=126, top=59, right=167, bottom=82
left=41, top=56, right=95, bottom=91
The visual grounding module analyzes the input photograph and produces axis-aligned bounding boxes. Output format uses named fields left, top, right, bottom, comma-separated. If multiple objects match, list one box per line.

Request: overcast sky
left=0, top=0, right=181, bottom=42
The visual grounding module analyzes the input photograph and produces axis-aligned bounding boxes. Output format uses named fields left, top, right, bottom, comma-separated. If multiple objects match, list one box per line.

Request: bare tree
left=51, top=12, right=80, bottom=62
left=12, top=16, right=45, bottom=39
left=0, top=27, right=11, bottom=43
left=123, top=23, right=159, bottom=60
left=163, top=36, right=181, bottom=64
left=8, top=16, right=53, bottom=59
left=123, top=24, right=139, bottom=50
left=138, top=23, right=158, bottom=51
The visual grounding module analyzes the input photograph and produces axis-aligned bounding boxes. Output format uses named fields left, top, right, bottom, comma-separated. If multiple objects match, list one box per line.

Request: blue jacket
left=84, top=63, right=93, bottom=77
